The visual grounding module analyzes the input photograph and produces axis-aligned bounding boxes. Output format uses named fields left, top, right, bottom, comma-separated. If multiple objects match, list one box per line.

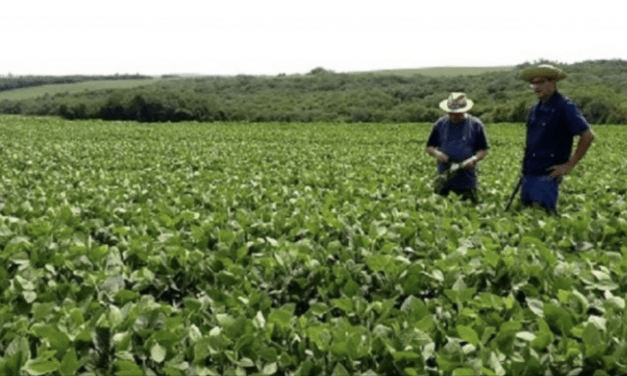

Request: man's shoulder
left=467, top=115, right=486, bottom=128
left=550, top=92, right=590, bottom=130
left=435, top=115, right=449, bottom=123
left=467, top=114, right=484, bottom=123
left=552, top=92, right=580, bottom=110
left=433, top=115, right=449, bottom=127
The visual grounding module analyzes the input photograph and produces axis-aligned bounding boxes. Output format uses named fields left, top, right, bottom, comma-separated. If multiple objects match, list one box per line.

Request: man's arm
left=462, top=149, right=488, bottom=169
left=548, top=129, right=595, bottom=178
left=426, top=146, right=449, bottom=163
left=462, top=120, right=490, bottom=169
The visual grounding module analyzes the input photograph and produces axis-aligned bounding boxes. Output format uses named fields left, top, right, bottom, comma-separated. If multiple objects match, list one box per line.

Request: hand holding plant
left=462, top=155, right=479, bottom=169
left=435, top=151, right=449, bottom=163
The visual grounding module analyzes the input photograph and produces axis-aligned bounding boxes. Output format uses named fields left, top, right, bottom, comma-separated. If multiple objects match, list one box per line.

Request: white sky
left=2, top=0, right=625, bottom=76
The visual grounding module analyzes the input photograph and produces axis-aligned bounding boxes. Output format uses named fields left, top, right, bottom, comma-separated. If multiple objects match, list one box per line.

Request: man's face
left=448, top=112, right=466, bottom=123
left=530, top=76, right=557, bottom=101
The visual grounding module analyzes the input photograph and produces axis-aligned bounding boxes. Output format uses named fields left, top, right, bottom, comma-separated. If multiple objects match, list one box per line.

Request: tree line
left=1, top=60, right=626, bottom=124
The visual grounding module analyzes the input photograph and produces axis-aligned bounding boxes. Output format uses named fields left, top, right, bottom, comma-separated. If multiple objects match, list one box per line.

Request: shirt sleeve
left=473, top=120, right=489, bottom=151
left=426, top=121, right=441, bottom=147
left=563, top=99, right=590, bottom=135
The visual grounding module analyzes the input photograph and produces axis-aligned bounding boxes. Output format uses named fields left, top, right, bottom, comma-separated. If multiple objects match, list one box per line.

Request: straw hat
left=520, top=64, right=566, bottom=82
left=439, top=92, right=474, bottom=113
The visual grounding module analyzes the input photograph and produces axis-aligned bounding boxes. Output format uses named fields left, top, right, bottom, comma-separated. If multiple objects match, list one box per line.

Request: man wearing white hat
left=518, top=64, right=595, bottom=212
left=426, top=92, right=489, bottom=202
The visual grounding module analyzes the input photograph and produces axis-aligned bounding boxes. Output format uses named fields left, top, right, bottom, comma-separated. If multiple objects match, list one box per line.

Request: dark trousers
left=521, top=175, right=561, bottom=212
left=437, top=186, right=478, bottom=203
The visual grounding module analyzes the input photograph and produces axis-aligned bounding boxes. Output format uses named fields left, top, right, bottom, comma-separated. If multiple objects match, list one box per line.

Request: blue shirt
left=524, top=92, right=590, bottom=176
left=427, top=115, right=489, bottom=189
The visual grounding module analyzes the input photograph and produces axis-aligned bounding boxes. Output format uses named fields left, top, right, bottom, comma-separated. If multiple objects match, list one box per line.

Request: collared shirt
left=426, top=114, right=489, bottom=188
left=524, top=92, right=590, bottom=176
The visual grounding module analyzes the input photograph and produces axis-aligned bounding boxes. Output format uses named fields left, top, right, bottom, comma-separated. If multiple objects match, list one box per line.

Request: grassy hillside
left=0, top=78, right=161, bottom=101
left=0, top=67, right=514, bottom=101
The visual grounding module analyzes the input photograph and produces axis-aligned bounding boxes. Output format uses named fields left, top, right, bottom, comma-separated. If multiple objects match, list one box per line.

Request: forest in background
left=1, top=60, right=626, bottom=124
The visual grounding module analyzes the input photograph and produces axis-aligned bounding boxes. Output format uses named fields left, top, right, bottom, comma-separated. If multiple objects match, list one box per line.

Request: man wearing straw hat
left=518, top=64, right=595, bottom=212
left=426, top=92, right=489, bottom=202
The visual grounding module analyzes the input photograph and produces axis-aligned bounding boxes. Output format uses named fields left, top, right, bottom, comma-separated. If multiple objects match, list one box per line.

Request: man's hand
left=547, top=130, right=594, bottom=178
left=435, top=152, right=449, bottom=163
left=462, top=155, right=479, bottom=169
left=548, top=162, right=574, bottom=178
left=427, top=147, right=449, bottom=163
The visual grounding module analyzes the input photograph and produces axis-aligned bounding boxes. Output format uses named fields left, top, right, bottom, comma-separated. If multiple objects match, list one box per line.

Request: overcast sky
left=2, top=0, right=625, bottom=76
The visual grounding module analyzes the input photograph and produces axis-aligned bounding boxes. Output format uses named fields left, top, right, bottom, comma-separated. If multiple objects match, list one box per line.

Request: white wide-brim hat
left=439, top=92, right=474, bottom=113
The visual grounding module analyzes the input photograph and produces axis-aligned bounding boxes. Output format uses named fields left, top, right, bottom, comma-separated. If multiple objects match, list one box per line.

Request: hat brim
left=439, top=99, right=473, bottom=113
left=520, top=66, right=566, bottom=81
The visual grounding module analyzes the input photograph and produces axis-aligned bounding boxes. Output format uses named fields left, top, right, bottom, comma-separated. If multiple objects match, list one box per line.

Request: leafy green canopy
left=1, top=117, right=626, bottom=375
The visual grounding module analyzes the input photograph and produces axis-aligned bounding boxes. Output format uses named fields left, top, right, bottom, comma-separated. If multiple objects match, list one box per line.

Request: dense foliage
left=0, top=60, right=627, bottom=124
left=1, top=60, right=627, bottom=124
left=1, top=116, right=626, bottom=375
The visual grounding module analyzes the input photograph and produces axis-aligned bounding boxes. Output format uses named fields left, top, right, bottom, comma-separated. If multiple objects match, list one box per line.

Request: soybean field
left=0, top=116, right=626, bottom=376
